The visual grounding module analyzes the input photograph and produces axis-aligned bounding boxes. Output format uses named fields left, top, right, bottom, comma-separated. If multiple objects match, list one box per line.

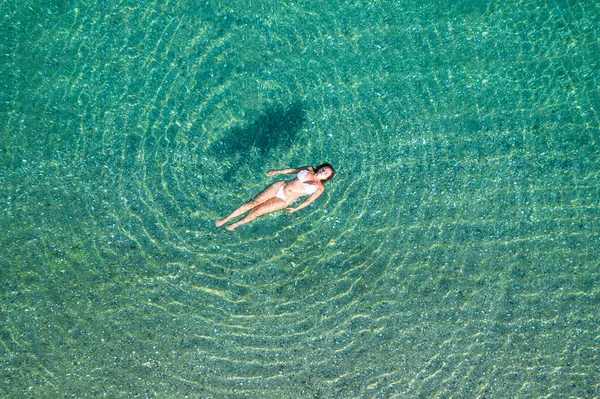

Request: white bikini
left=297, top=170, right=318, bottom=194
left=275, top=185, right=288, bottom=200
left=275, top=170, right=317, bottom=201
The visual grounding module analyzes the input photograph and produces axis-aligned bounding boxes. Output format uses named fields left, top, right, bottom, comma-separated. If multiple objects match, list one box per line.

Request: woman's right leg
left=216, top=181, right=284, bottom=227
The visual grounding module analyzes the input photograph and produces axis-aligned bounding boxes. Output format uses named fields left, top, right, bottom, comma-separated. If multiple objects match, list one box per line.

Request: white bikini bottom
left=275, top=185, right=288, bottom=201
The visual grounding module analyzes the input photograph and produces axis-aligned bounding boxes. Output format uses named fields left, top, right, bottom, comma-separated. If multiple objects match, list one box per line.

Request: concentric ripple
left=1, top=0, right=599, bottom=398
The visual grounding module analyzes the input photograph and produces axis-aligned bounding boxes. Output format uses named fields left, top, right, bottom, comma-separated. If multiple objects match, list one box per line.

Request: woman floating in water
left=216, top=163, right=335, bottom=230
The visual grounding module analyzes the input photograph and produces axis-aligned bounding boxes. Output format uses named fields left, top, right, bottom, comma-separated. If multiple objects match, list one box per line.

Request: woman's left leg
left=226, top=198, right=287, bottom=230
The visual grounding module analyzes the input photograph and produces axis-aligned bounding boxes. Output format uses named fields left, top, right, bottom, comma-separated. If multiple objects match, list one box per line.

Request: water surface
left=1, top=0, right=599, bottom=397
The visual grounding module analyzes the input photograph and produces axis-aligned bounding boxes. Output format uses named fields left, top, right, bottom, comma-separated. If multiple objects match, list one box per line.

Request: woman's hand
left=285, top=208, right=296, bottom=214
left=266, top=169, right=277, bottom=176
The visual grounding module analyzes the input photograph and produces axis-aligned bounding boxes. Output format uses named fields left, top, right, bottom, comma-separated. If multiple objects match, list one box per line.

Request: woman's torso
left=281, top=170, right=320, bottom=201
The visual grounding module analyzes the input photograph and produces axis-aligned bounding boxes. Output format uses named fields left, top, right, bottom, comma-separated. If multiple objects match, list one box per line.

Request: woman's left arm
left=286, top=187, right=325, bottom=213
left=267, top=166, right=313, bottom=176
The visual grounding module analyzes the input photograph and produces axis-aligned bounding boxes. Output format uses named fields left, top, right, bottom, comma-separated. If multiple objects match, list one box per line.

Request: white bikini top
left=297, top=170, right=318, bottom=194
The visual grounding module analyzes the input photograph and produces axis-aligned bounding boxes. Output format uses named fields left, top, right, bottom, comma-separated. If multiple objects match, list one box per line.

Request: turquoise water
left=1, top=0, right=599, bottom=397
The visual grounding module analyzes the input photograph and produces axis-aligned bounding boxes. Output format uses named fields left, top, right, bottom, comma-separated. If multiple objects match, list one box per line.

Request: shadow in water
left=208, top=101, right=307, bottom=180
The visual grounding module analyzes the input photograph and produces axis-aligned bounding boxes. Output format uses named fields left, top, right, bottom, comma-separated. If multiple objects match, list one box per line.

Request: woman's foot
left=215, top=219, right=227, bottom=227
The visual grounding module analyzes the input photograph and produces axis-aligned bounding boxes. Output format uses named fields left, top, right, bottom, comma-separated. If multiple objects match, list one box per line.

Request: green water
left=1, top=0, right=599, bottom=397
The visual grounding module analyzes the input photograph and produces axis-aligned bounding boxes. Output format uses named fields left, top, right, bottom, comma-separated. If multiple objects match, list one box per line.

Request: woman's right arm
left=266, top=166, right=313, bottom=176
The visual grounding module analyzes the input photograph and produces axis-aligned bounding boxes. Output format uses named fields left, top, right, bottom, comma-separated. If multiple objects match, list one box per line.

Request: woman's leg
left=216, top=181, right=284, bottom=227
left=226, top=197, right=288, bottom=230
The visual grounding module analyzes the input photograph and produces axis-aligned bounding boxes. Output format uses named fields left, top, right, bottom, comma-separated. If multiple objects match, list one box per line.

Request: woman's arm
left=286, top=187, right=324, bottom=213
left=266, top=166, right=313, bottom=176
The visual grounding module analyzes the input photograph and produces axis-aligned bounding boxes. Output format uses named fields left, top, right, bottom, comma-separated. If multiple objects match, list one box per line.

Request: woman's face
left=316, top=166, right=333, bottom=180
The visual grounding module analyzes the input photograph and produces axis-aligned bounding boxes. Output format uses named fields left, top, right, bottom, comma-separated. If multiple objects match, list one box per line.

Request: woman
left=216, top=163, right=335, bottom=230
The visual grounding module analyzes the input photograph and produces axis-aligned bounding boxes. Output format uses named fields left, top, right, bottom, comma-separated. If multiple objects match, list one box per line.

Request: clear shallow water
left=1, top=0, right=599, bottom=397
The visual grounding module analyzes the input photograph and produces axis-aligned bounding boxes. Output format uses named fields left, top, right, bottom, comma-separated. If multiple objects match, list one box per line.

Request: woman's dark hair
left=315, top=163, right=335, bottom=182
